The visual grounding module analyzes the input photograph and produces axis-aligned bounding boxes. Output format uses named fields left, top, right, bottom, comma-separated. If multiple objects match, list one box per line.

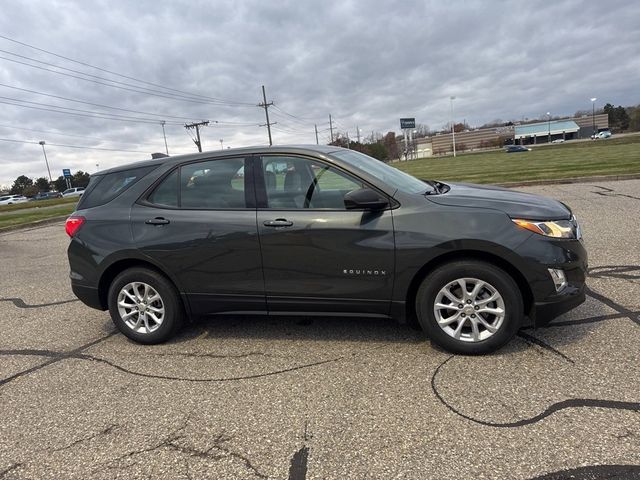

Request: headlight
left=512, top=218, right=577, bottom=238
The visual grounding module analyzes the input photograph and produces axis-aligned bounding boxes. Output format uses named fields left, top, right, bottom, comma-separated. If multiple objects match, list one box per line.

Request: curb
left=0, top=215, right=68, bottom=234
left=496, top=173, right=640, bottom=188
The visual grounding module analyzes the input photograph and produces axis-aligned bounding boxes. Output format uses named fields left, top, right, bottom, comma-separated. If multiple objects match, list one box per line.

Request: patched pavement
left=1, top=179, right=639, bottom=479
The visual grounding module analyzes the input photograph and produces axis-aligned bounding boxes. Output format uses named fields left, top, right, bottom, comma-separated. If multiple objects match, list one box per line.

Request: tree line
left=6, top=171, right=91, bottom=196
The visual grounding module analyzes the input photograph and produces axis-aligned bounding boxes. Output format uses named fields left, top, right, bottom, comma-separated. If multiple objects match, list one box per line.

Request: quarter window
left=148, top=170, right=179, bottom=207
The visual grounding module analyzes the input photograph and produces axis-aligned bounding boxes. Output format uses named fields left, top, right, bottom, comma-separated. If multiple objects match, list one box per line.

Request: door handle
left=263, top=218, right=293, bottom=227
left=145, top=217, right=170, bottom=226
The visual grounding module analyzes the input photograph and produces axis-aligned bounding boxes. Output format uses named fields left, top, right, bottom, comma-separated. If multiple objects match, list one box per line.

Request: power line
left=0, top=137, right=149, bottom=153
left=0, top=95, right=187, bottom=124
left=0, top=35, right=255, bottom=106
left=0, top=98, right=259, bottom=128
left=0, top=83, right=205, bottom=121
left=0, top=124, right=143, bottom=145
left=271, top=104, right=318, bottom=121
left=0, top=54, right=254, bottom=107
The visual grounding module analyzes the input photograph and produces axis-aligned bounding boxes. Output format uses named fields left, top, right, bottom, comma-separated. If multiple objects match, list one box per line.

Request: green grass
left=0, top=204, right=76, bottom=230
left=394, top=135, right=640, bottom=184
left=0, top=196, right=78, bottom=213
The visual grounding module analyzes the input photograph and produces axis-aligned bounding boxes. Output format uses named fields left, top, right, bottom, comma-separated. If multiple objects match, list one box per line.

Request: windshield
left=331, top=149, right=431, bottom=194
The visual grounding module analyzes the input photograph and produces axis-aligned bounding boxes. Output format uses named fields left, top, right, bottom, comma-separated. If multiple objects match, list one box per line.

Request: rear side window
left=78, top=165, right=156, bottom=209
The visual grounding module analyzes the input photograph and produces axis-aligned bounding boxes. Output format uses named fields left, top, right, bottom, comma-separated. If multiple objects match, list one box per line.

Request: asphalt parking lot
left=1, top=179, right=639, bottom=480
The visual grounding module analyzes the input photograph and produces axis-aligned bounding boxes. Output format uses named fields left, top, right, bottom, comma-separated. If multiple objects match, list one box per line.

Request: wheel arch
left=98, top=258, right=190, bottom=316
left=404, top=250, right=534, bottom=324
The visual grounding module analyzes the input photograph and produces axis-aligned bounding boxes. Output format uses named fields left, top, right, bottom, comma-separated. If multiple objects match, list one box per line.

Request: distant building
left=412, top=113, right=609, bottom=156
left=514, top=114, right=608, bottom=145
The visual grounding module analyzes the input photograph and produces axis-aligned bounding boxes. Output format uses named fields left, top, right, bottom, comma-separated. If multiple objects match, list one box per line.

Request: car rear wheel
left=107, top=267, right=184, bottom=344
left=416, top=260, right=523, bottom=354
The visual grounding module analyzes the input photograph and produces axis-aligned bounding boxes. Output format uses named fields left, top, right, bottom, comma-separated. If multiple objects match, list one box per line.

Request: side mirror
left=344, top=188, right=389, bottom=210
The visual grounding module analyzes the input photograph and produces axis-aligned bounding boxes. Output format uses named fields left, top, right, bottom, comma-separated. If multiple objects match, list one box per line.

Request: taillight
left=65, top=216, right=85, bottom=237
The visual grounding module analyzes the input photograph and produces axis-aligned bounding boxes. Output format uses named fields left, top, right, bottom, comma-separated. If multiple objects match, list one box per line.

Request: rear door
left=130, top=155, right=265, bottom=315
left=255, top=154, right=395, bottom=315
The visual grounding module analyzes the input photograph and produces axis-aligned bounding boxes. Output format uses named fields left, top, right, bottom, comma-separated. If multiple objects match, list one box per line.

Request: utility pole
left=160, top=120, right=169, bottom=155
left=258, top=85, right=275, bottom=145
left=356, top=126, right=361, bottom=143
left=329, top=114, right=334, bottom=143
left=314, top=124, right=319, bottom=145
left=346, top=132, right=350, bottom=149
left=184, top=121, right=209, bottom=152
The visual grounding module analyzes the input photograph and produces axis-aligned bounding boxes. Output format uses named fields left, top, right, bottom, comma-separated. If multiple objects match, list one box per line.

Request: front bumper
left=515, top=235, right=588, bottom=326
left=531, top=284, right=586, bottom=326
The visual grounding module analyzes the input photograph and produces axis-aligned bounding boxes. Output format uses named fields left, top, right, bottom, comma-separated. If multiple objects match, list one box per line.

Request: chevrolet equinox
left=66, top=146, right=587, bottom=354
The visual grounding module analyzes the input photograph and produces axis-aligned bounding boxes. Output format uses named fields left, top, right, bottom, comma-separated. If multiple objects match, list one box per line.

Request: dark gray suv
left=66, top=145, right=587, bottom=354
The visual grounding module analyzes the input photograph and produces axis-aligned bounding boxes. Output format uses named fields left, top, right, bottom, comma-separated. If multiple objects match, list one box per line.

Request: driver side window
left=261, top=156, right=363, bottom=209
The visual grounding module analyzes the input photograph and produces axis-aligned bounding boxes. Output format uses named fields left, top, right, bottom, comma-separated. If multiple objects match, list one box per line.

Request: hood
left=427, top=182, right=571, bottom=220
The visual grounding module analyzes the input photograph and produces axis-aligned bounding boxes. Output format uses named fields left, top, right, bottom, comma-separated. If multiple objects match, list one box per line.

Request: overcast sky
left=0, top=0, right=638, bottom=188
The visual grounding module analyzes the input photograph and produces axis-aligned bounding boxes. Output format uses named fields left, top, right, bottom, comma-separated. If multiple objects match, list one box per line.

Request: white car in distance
left=62, top=187, right=85, bottom=198
left=0, top=194, right=29, bottom=205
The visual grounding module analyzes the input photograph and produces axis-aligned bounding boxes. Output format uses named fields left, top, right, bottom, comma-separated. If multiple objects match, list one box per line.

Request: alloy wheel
left=433, top=277, right=505, bottom=343
left=117, top=282, right=165, bottom=334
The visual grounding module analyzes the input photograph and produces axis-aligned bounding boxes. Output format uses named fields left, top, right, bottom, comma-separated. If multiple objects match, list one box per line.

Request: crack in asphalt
left=0, top=463, right=21, bottom=479
left=516, top=331, right=574, bottom=364
left=50, top=424, right=119, bottom=453
left=94, top=417, right=268, bottom=479
left=430, top=287, right=640, bottom=427
left=431, top=355, right=640, bottom=428
left=0, top=347, right=345, bottom=384
left=0, top=332, right=117, bottom=388
left=530, top=311, right=632, bottom=328
left=586, top=286, right=640, bottom=326
left=528, top=464, right=640, bottom=479
left=589, top=265, right=640, bottom=281
left=591, top=185, right=640, bottom=201
left=0, top=297, right=79, bottom=309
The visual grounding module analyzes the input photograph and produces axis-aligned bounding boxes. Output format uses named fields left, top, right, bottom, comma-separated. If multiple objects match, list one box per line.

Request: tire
left=415, top=260, right=523, bottom=355
left=107, top=267, right=184, bottom=344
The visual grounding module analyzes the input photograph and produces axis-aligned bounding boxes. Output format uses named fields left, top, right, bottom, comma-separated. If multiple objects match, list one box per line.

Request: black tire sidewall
left=107, top=267, right=182, bottom=344
left=416, top=260, right=523, bottom=354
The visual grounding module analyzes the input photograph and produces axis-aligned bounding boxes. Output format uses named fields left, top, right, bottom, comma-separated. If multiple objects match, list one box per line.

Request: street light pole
left=547, top=112, right=551, bottom=143
left=219, top=139, right=224, bottom=150
left=590, top=97, right=597, bottom=137
left=38, top=141, right=52, bottom=182
left=450, top=96, right=456, bottom=157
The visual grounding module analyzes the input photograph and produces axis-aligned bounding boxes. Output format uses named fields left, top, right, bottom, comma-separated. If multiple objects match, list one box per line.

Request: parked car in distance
left=66, top=145, right=587, bottom=355
left=62, top=187, right=85, bottom=198
left=30, top=191, right=63, bottom=201
left=505, top=145, right=531, bottom=153
left=0, top=194, right=29, bottom=205
left=551, top=139, right=565, bottom=143
left=591, top=130, right=612, bottom=140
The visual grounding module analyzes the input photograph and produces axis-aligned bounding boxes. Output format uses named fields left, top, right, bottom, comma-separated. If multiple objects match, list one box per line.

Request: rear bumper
left=71, top=282, right=105, bottom=311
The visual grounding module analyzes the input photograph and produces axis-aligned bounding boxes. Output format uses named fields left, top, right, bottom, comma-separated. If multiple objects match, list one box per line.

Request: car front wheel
left=416, top=260, right=523, bottom=354
left=107, top=267, right=184, bottom=344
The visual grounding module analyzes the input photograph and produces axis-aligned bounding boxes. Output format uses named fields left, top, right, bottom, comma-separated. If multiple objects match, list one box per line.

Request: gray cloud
left=0, top=0, right=638, bottom=187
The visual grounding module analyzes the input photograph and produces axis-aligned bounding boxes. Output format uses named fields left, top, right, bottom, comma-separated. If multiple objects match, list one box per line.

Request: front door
left=255, top=155, right=395, bottom=315
left=131, top=155, right=265, bottom=315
